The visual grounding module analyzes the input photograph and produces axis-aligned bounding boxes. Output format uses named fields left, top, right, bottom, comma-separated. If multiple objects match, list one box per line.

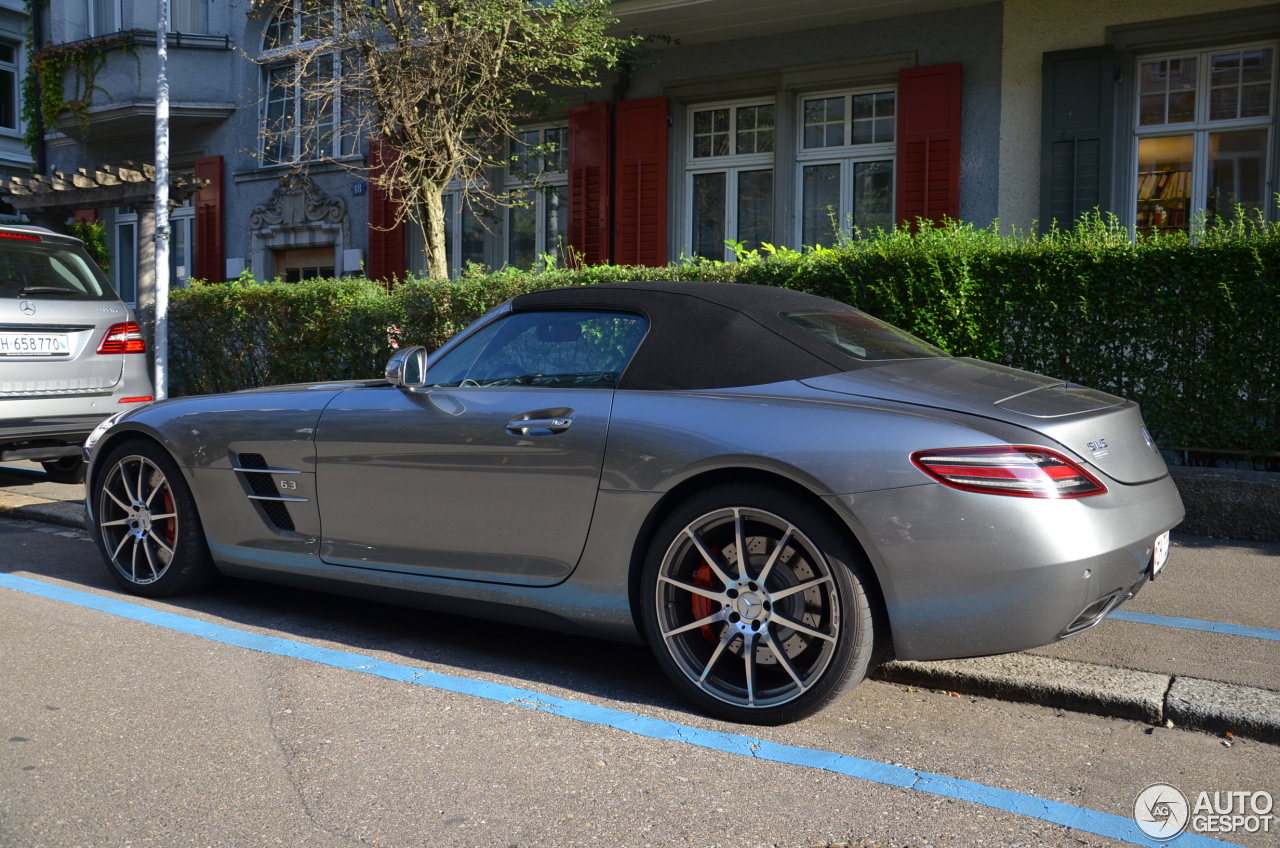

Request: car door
left=314, top=309, right=648, bottom=586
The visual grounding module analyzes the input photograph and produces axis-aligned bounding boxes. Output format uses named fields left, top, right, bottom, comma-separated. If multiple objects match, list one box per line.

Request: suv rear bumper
left=0, top=416, right=103, bottom=461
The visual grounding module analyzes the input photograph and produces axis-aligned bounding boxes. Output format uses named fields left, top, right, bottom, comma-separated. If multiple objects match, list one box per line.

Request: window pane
left=801, top=163, right=841, bottom=247
left=851, top=92, right=894, bottom=144
left=735, top=105, right=774, bottom=155
left=852, top=160, right=893, bottom=233
left=511, top=129, right=540, bottom=180
left=0, top=44, right=14, bottom=64
left=781, top=310, right=949, bottom=361
left=173, top=0, right=208, bottom=32
left=545, top=127, right=568, bottom=173
left=543, top=185, right=567, bottom=265
left=443, top=193, right=455, bottom=276
left=736, top=169, right=772, bottom=252
left=692, top=172, right=727, bottom=260
left=508, top=191, right=536, bottom=270
left=461, top=201, right=486, bottom=270
left=1138, top=57, right=1197, bottom=125
left=116, top=223, right=136, bottom=303
left=693, top=109, right=730, bottom=158
left=264, top=67, right=293, bottom=161
left=1209, top=48, right=1272, bottom=121
left=1135, top=135, right=1193, bottom=237
left=0, top=69, right=14, bottom=129
left=427, top=311, right=648, bottom=390
left=298, top=58, right=335, bottom=158
left=803, top=97, right=844, bottom=148
left=170, top=217, right=188, bottom=282
left=264, top=10, right=292, bottom=48
left=92, top=0, right=114, bottom=35
left=1207, top=129, right=1269, bottom=227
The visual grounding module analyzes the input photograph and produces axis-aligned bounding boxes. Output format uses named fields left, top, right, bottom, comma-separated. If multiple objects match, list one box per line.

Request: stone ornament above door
left=248, top=172, right=352, bottom=279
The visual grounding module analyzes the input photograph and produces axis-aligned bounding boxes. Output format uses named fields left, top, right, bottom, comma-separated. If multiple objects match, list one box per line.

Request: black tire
left=640, top=483, right=882, bottom=725
left=41, top=456, right=85, bottom=485
left=91, top=438, right=218, bottom=597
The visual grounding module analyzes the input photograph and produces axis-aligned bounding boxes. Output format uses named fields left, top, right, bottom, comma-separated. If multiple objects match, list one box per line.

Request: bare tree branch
left=252, top=0, right=634, bottom=278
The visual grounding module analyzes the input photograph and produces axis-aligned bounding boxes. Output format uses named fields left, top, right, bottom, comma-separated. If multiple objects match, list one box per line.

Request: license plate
left=1152, top=530, right=1170, bottom=576
left=0, top=333, right=71, bottom=356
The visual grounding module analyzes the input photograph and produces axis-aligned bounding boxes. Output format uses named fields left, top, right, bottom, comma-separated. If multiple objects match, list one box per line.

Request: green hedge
left=170, top=216, right=1280, bottom=454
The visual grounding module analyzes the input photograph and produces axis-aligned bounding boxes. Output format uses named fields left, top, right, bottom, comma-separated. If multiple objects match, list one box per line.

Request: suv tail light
left=97, top=322, right=146, bottom=354
left=911, top=446, right=1107, bottom=499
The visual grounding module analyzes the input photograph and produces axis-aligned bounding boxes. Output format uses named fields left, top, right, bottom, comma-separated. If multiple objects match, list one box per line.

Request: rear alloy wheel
left=92, top=440, right=217, bottom=597
left=641, top=485, right=881, bottom=724
left=41, top=456, right=85, bottom=485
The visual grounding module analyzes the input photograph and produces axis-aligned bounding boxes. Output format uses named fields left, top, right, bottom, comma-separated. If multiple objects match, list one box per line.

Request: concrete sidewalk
left=3, top=460, right=1278, bottom=744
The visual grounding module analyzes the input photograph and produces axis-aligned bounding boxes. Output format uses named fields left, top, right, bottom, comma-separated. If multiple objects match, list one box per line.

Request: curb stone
left=3, top=499, right=1278, bottom=745
left=875, top=656, right=1280, bottom=745
left=1166, top=676, right=1280, bottom=745
left=0, top=499, right=88, bottom=532
left=874, top=654, right=1168, bottom=723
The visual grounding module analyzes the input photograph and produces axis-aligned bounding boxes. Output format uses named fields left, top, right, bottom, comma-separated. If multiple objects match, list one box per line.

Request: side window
left=425, top=311, right=648, bottom=390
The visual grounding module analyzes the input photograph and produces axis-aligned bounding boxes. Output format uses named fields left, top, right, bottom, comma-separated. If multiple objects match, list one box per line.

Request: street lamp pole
left=153, top=0, right=171, bottom=400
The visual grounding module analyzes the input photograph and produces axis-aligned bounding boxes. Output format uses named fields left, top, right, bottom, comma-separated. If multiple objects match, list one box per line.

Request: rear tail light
left=911, top=446, right=1107, bottom=499
left=97, top=322, right=146, bottom=354
left=118, top=396, right=153, bottom=404
left=0, top=231, right=42, bottom=241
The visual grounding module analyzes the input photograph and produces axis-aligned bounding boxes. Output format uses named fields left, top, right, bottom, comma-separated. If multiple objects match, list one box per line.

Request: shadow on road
left=0, top=518, right=689, bottom=718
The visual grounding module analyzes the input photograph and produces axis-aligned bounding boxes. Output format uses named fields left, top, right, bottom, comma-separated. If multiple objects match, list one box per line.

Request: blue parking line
left=1109, top=610, right=1280, bottom=643
left=0, top=573, right=1238, bottom=848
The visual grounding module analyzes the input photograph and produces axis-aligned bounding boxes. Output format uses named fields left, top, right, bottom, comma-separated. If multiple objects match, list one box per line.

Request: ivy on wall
left=21, top=0, right=138, bottom=162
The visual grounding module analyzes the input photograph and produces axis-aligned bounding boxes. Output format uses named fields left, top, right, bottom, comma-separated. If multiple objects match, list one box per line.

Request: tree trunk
left=421, top=183, right=449, bottom=280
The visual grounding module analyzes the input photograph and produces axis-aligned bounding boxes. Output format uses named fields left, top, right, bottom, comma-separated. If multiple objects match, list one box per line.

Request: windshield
left=0, top=236, right=115, bottom=301
left=780, top=310, right=949, bottom=361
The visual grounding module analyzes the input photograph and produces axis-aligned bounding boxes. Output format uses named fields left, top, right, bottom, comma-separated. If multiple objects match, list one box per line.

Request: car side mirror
left=386, top=346, right=428, bottom=389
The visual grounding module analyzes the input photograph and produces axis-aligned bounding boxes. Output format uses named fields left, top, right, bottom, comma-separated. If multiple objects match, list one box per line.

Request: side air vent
left=234, top=452, right=299, bottom=532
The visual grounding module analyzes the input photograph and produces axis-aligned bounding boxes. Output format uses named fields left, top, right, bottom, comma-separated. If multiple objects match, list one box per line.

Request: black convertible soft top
left=510, top=281, right=860, bottom=391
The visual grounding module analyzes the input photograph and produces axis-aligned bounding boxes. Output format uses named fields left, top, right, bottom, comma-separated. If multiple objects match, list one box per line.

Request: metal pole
left=153, top=0, right=171, bottom=400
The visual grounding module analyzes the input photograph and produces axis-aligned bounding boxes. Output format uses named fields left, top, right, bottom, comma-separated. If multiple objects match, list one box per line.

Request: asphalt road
left=2, top=518, right=1278, bottom=848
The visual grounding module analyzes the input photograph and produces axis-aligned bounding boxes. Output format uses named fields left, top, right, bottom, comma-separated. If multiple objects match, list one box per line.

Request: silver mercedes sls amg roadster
left=84, top=282, right=1183, bottom=723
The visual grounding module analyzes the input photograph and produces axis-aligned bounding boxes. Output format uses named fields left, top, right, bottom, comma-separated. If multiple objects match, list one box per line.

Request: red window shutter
left=193, top=155, right=224, bottom=281
left=568, top=101, right=612, bottom=266
left=613, top=97, right=669, bottom=267
left=896, top=63, right=962, bottom=228
left=367, top=137, right=407, bottom=282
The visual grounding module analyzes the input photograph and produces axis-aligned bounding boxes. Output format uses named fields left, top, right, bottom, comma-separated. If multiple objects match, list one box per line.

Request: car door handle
left=506, top=415, right=573, bottom=435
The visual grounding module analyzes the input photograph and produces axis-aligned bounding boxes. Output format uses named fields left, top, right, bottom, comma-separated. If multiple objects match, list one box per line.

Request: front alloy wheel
left=642, top=485, right=881, bottom=724
left=93, top=439, right=217, bottom=596
left=98, top=453, right=179, bottom=585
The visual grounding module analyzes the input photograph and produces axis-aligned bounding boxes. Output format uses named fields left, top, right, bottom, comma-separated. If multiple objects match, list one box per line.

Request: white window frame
left=503, top=124, right=568, bottom=270
left=85, top=0, right=121, bottom=38
left=114, top=201, right=195, bottom=301
left=1132, top=41, right=1277, bottom=234
left=113, top=210, right=137, bottom=306
left=794, top=85, right=897, bottom=247
left=258, top=0, right=352, bottom=165
left=683, top=98, right=776, bottom=262
left=169, top=200, right=195, bottom=284
left=172, top=0, right=210, bottom=35
left=0, top=38, right=19, bottom=135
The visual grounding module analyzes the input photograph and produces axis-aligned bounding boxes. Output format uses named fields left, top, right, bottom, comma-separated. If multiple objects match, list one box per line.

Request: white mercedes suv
left=0, top=224, right=154, bottom=483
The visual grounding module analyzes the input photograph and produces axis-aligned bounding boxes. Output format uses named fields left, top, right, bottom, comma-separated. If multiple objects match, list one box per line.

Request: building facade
left=23, top=0, right=1280, bottom=297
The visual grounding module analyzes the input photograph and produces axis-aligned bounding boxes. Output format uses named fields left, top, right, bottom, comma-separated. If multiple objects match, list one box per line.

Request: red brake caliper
left=691, top=559, right=718, bottom=643
left=163, top=491, right=176, bottom=547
